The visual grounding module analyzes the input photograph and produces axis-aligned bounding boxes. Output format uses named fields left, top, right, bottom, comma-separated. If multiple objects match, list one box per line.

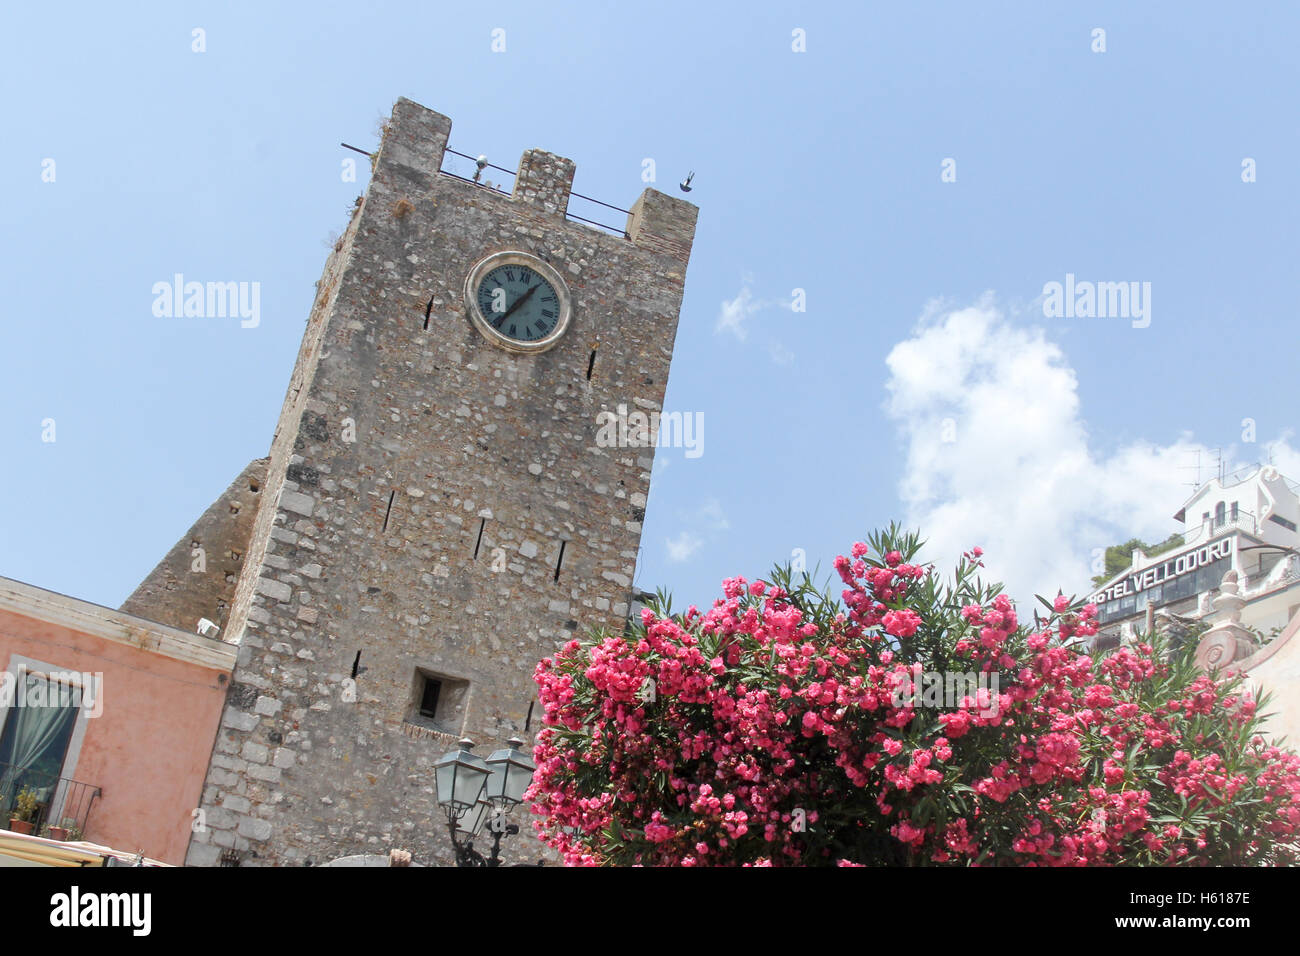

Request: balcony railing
left=1179, top=510, right=1259, bottom=548
left=1210, top=511, right=1258, bottom=535
left=0, top=762, right=101, bottom=839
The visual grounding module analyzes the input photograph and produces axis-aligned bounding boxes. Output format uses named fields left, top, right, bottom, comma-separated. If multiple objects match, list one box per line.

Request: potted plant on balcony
left=46, top=818, right=81, bottom=841
left=8, top=788, right=40, bottom=835
left=43, top=819, right=71, bottom=841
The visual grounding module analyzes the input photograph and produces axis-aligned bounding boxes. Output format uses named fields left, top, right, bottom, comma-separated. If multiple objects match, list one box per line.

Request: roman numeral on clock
left=470, top=254, right=569, bottom=349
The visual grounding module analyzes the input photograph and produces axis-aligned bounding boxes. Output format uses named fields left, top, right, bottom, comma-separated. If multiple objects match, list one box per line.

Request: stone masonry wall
left=121, top=458, right=268, bottom=634
left=220, top=191, right=369, bottom=659
left=186, top=98, right=697, bottom=866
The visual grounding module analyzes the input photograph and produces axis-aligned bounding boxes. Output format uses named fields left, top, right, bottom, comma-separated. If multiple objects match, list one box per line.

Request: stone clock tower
left=158, top=98, right=697, bottom=866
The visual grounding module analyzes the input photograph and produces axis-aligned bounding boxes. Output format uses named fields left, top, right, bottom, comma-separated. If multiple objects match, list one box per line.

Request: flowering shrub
left=525, top=526, right=1300, bottom=865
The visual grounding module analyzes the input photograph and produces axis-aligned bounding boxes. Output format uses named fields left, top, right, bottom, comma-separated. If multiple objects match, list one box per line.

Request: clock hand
left=498, top=282, right=538, bottom=323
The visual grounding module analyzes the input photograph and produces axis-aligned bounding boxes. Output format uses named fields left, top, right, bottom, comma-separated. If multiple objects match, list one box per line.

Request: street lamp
left=485, top=736, right=536, bottom=809
left=435, top=736, right=536, bottom=867
left=434, top=738, right=490, bottom=816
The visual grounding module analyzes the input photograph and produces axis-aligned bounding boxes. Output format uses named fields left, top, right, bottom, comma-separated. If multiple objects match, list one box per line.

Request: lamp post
left=434, top=736, right=536, bottom=867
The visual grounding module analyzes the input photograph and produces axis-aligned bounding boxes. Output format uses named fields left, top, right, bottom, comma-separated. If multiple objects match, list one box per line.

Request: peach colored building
left=0, top=576, right=235, bottom=865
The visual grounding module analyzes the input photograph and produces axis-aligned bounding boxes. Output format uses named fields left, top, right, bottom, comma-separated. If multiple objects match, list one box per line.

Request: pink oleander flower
left=527, top=531, right=1300, bottom=867
left=883, top=609, right=923, bottom=638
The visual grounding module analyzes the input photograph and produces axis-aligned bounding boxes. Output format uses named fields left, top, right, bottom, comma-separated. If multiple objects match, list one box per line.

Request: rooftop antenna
left=1179, top=449, right=1203, bottom=491
left=678, top=170, right=695, bottom=192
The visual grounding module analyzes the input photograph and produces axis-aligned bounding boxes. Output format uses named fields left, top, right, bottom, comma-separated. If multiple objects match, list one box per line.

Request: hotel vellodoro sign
left=1091, top=538, right=1235, bottom=606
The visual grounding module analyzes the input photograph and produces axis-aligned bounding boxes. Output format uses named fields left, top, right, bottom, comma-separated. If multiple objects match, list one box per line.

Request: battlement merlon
left=374, top=98, right=698, bottom=263
left=375, top=98, right=452, bottom=190
left=513, top=149, right=576, bottom=216
left=626, top=188, right=698, bottom=264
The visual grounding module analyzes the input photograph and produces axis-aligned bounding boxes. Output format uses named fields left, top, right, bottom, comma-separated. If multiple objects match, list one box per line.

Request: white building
left=1089, top=464, right=1300, bottom=646
left=1087, top=464, right=1300, bottom=744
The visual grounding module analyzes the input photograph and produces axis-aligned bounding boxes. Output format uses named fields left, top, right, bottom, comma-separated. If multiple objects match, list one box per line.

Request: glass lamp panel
left=504, top=752, right=536, bottom=804
left=435, top=747, right=490, bottom=810
left=483, top=760, right=507, bottom=804
left=452, top=757, right=489, bottom=808
left=456, top=797, right=491, bottom=837
left=435, top=760, right=456, bottom=806
left=486, top=744, right=536, bottom=806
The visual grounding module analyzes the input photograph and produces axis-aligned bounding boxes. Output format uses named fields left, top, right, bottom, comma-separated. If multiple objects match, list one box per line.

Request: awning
left=0, top=829, right=168, bottom=867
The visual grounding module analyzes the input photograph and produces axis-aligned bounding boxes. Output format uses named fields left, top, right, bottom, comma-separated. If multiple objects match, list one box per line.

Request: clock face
left=464, top=252, right=572, bottom=353
left=476, top=265, right=560, bottom=343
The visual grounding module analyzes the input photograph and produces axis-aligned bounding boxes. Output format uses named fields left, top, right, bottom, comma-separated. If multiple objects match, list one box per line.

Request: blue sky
left=3, top=1, right=1298, bottom=615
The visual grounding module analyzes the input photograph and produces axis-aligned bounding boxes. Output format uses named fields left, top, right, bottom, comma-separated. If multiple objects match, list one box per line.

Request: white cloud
left=662, top=499, right=729, bottom=565
left=695, top=497, right=730, bottom=531
left=665, top=530, right=704, bottom=563
left=716, top=285, right=760, bottom=341
left=767, top=340, right=795, bottom=365
left=1266, top=431, right=1300, bottom=479
left=883, top=296, right=1295, bottom=604
left=716, top=277, right=795, bottom=357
